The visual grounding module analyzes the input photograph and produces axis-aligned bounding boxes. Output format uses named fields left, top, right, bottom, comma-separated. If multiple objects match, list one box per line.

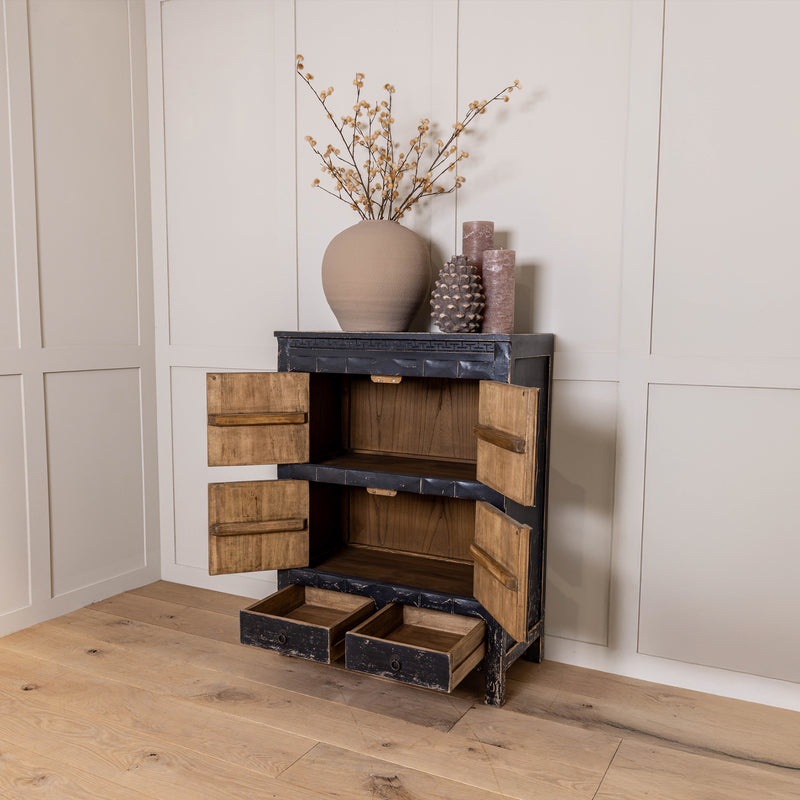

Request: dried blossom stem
left=296, top=55, right=520, bottom=221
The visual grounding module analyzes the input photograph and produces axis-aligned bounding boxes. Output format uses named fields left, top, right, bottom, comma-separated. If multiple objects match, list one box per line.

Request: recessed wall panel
left=640, top=384, right=800, bottom=683
left=652, top=1, right=800, bottom=358
left=0, top=12, right=19, bottom=350
left=46, top=369, right=145, bottom=596
left=28, top=0, right=139, bottom=347
left=0, top=376, right=30, bottom=613
left=546, top=380, right=617, bottom=645
left=171, top=367, right=274, bottom=570
left=458, top=0, right=631, bottom=352
left=162, top=1, right=296, bottom=346
left=295, top=0, right=457, bottom=330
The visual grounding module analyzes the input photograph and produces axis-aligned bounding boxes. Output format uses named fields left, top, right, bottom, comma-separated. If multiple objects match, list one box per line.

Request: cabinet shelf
left=278, top=451, right=504, bottom=504
left=313, top=545, right=475, bottom=598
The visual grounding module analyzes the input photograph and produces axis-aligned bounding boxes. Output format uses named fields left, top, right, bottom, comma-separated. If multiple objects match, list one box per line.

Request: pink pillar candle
left=462, top=221, right=494, bottom=281
left=482, top=249, right=515, bottom=334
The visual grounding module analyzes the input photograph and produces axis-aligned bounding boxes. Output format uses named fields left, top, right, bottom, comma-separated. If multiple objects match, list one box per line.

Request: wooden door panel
left=471, top=501, right=530, bottom=642
left=475, top=381, right=538, bottom=507
left=208, top=480, right=309, bottom=575
left=207, top=372, right=309, bottom=465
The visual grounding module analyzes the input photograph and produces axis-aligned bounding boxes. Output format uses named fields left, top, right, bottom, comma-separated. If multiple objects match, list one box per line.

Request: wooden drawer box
left=241, top=585, right=375, bottom=664
left=345, top=604, right=485, bottom=693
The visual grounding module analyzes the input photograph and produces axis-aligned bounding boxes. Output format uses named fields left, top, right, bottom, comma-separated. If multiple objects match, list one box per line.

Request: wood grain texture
left=346, top=604, right=485, bottom=693
left=476, top=381, right=538, bottom=506
left=208, top=480, right=309, bottom=574
left=472, top=502, right=530, bottom=642
left=348, top=490, right=475, bottom=562
left=1, top=583, right=797, bottom=800
left=594, top=740, right=800, bottom=800
left=316, top=545, right=474, bottom=597
left=241, top=585, right=375, bottom=664
left=207, top=372, right=309, bottom=465
left=348, top=376, right=479, bottom=462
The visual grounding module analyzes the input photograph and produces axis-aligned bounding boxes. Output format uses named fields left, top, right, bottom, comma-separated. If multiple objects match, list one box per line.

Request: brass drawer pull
left=390, top=657, right=402, bottom=672
left=208, top=412, right=307, bottom=426
left=366, top=487, right=397, bottom=497
left=470, top=544, right=518, bottom=591
left=370, top=375, right=402, bottom=384
left=473, top=423, right=526, bottom=454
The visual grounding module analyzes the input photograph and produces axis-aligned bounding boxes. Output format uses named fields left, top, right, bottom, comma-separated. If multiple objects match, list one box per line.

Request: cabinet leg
left=483, top=625, right=507, bottom=707
left=521, top=635, right=544, bottom=663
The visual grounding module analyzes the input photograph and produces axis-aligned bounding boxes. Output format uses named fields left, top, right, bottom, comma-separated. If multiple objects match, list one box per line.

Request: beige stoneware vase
left=321, top=220, right=430, bottom=331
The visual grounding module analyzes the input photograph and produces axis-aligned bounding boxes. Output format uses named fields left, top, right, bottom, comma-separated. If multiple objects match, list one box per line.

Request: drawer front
left=345, top=604, right=485, bottom=693
left=240, top=585, right=375, bottom=664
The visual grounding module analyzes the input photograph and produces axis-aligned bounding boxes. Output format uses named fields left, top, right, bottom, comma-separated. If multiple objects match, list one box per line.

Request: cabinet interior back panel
left=348, top=377, right=479, bottom=462
left=347, top=490, right=475, bottom=563
left=639, top=384, right=800, bottom=683
left=0, top=10, right=19, bottom=350
left=28, top=0, right=139, bottom=348
left=652, top=0, right=800, bottom=358
left=45, top=368, right=146, bottom=596
left=0, top=376, right=30, bottom=613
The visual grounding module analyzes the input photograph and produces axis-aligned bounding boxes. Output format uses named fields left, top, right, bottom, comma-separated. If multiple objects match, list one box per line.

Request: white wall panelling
left=161, top=0, right=298, bottom=353
left=0, top=6, right=20, bottom=350
left=652, top=0, right=800, bottom=359
left=148, top=0, right=800, bottom=711
left=0, top=0, right=159, bottom=637
left=295, top=0, right=459, bottom=331
left=150, top=0, right=297, bottom=596
left=45, top=369, right=148, bottom=597
left=0, top=375, right=29, bottom=614
left=640, top=383, right=800, bottom=683
left=546, top=380, right=618, bottom=646
left=28, top=0, right=141, bottom=348
left=458, top=0, right=631, bottom=354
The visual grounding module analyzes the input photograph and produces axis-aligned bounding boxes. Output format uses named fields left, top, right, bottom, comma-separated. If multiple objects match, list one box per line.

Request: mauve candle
left=482, top=249, right=515, bottom=334
left=462, top=221, right=494, bottom=281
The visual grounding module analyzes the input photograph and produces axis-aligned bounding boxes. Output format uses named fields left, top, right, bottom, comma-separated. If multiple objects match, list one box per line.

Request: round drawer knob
left=277, top=633, right=288, bottom=645
left=390, top=658, right=402, bottom=672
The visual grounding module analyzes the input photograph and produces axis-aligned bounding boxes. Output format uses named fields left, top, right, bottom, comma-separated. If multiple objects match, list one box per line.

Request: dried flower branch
left=296, top=55, right=520, bottom=221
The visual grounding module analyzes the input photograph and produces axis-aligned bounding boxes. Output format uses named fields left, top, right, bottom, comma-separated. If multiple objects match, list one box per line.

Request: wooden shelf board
left=313, top=546, right=475, bottom=598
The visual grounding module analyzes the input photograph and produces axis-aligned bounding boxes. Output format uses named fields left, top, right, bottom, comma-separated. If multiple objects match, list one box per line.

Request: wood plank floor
left=0, top=581, right=798, bottom=799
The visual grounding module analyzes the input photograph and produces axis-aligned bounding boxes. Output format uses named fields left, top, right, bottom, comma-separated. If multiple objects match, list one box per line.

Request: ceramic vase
left=321, top=220, right=430, bottom=331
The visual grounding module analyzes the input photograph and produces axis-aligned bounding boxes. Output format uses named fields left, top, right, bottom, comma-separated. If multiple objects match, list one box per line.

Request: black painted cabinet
left=206, top=331, right=553, bottom=706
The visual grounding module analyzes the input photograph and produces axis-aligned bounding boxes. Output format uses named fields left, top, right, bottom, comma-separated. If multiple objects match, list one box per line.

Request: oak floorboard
left=128, top=580, right=248, bottom=616
left=594, top=740, right=800, bottom=800
left=3, top=583, right=800, bottom=800
left=24, top=603, right=473, bottom=731
left=279, top=742, right=514, bottom=800
left=0, top=684, right=324, bottom=800
left=0, top=735, right=155, bottom=800
left=0, top=610, right=595, bottom=800
left=501, top=659, right=800, bottom=772
left=0, top=646, right=315, bottom=779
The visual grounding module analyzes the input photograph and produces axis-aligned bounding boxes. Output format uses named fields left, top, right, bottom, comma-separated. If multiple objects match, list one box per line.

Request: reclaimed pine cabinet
left=207, top=331, right=553, bottom=706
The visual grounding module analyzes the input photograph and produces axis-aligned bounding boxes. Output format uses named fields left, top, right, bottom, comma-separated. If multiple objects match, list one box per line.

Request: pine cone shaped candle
left=430, top=255, right=485, bottom=333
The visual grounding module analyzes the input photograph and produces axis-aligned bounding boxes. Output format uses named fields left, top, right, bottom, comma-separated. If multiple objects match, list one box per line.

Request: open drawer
left=240, top=585, right=375, bottom=664
left=345, top=604, right=485, bottom=693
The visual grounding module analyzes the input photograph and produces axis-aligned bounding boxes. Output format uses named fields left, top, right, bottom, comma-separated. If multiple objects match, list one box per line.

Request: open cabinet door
left=471, top=501, right=531, bottom=642
left=208, top=480, right=309, bottom=575
left=207, top=372, right=309, bottom=465
left=475, top=380, right=539, bottom=507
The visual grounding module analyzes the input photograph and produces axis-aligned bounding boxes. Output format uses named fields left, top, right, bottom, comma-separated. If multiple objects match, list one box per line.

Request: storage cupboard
left=206, top=331, right=553, bottom=706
